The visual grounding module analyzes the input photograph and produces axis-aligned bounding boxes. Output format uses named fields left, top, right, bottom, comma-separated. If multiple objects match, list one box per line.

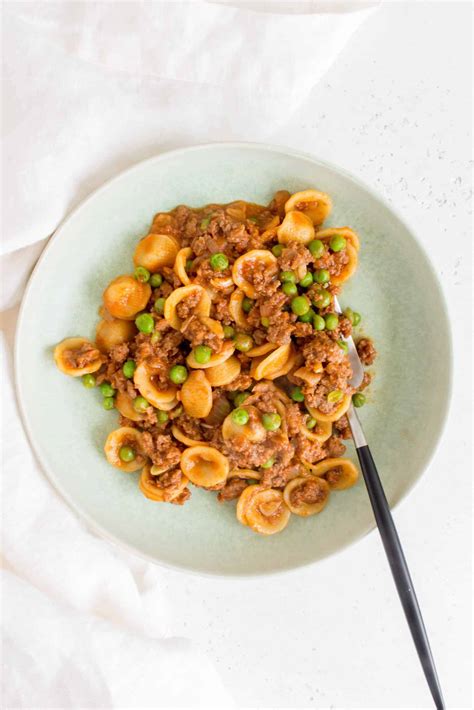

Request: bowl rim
left=14, top=141, right=453, bottom=579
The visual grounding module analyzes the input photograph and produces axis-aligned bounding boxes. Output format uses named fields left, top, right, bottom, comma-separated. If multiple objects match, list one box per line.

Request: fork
left=335, top=297, right=445, bottom=710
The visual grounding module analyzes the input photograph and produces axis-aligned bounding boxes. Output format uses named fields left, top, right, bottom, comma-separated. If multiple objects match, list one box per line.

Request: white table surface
left=155, top=3, right=472, bottom=708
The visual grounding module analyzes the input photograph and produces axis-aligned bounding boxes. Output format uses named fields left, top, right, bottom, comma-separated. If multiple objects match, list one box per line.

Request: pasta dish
left=54, top=189, right=376, bottom=535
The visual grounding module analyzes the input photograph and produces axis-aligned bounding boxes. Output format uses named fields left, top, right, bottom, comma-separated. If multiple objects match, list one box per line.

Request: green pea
left=82, top=374, right=96, bottom=388
left=151, top=331, right=162, bottom=344
left=352, top=311, right=362, bottom=326
left=330, top=234, right=347, bottom=252
left=156, top=410, right=169, bottom=423
left=327, top=389, right=343, bottom=404
left=280, top=270, right=296, bottom=283
left=352, top=393, right=366, bottom=408
left=262, top=412, right=282, bottom=431
left=272, top=244, right=284, bottom=257
left=99, top=382, right=116, bottom=397
left=343, top=307, right=354, bottom=323
left=193, top=345, right=212, bottom=364
left=308, top=239, right=325, bottom=258
left=169, top=365, right=188, bottom=384
left=261, top=457, right=275, bottom=469
left=312, top=288, right=331, bottom=309
left=248, top=216, right=258, bottom=224
left=122, top=359, right=136, bottom=379
left=260, top=317, right=270, bottom=328
left=306, top=417, right=317, bottom=430
left=133, top=396, right=149, bottom=413
left=150, top=273, right=163, bottom=288
left=290, top=386, right=305, bottom=402
left=242, top=297, right=254, bottom=313
left=200, top=216, right=211, bottom=230
left=282, top=281, right=298, bottom=297
left=134, top=266, right=150, bottom=283
left=299, top=272, right=313, bottom=288
left=234, top=333, right=254, bottom=353
left=209, top=252, right=229, bottom=271
left=291, top=295, right=310, bottom=316
left=103, top=397, right=115, bottom=411
left=154, top=297, right=166, bottom=314
left=324, top=313, right=339, bottom=331
left=135, top=313, right=155, bottom=334
left=186, top=259, right=194, bottom=271
left=314, top=269, right=330, bottom=284
left=223, top=325, right=235, bottom=339
left=231, top=408, right=249, bottom=426
left=119, top=446, right=135, bottom=462
left=298, top=308, right=315, bottom=323
left=313, top=314, right=326, bottom=331
left=337, top=339, right=349, bottom=354
left=233, top=391, right=250, bottom=407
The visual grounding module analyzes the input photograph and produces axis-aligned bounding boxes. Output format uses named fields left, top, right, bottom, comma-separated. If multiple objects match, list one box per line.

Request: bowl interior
left=15, top=144, right=451, bottom=576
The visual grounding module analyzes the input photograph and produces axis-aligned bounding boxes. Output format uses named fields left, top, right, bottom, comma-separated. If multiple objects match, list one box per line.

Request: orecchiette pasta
left=55, top=187, right=374, bottom=536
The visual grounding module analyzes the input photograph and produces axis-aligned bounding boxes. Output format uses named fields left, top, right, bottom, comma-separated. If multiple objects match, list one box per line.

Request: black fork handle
left=356, top=444, right=445, bottom=709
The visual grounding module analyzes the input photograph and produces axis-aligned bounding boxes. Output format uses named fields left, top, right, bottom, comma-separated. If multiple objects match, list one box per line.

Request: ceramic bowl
left=15, top=143, right=452, bottom=576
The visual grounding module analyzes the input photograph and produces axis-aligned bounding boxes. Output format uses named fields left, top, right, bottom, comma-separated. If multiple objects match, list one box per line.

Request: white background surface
left=158, top=3, right=472, bottom=708
left=2, top=1, right=472, bottom=708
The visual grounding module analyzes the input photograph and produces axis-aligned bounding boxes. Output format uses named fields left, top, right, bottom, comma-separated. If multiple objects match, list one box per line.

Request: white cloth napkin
left=1, top=2, right=377, bottom=707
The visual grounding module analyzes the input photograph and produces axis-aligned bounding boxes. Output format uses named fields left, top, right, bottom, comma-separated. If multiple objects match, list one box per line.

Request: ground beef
left=356, top=338, right=377, bottom=365
left=176, top=292, right=202, bottom=321
left=65, top=342, right=102, bottom=369
left=286, top=403, right=306, bottom=437
left=140, top=432, right=182, bottom=467
left=302, top=331, right=346, bottom=367
left=211, top=294, right=233, bottom=325
left=241, top=259, right=278, bottom=297
left=294, top=434, right=326, bottom=464
left=293, top=322, right=313, bottom=338
left=290, top=478, right=327, bottom=507
left=324, top=435, right=346, bottom=458
left=217, top=477, right=249, bottom=502
left=338, top=316, right=352, bottom=338
left=267, top=313, right=295, bottom=345
left=278, top=243, right=313, bottom=275
left=195, top=260, right=232, bottom=291
left=221, top=373, right=254, bottom=392
left=181, top=315, right=223, bottom=353
left=334, top=415, right=352, bottom=439
left=324, top=466, right=343, bottom=486
left=315, top=248, right=349, bottom=277
left=358, top=372, right=372, bottom=391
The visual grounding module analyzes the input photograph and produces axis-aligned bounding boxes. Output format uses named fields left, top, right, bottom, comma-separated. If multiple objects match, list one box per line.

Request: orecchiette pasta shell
left=301, top=419, right=332, bottom=443
left=133, top=233, right=179, bottom=272
left=150, top=212, right=174, bottom=232
left=209, top=276, right=235, bottom=293
left=250, top=343, right=292, bottom=381
left=174, top=247, right=193, bottom=285
left=315, top=226, right=360, bottom=251
left=222, top=405, right=267, bottom=444
left=115, top=391, right=144, bottom=422
left=293, top=365, right=323, bottom=387
left=134, top=362, right=177, bottom=408
left=232, top=250, right=277, bottom=298
left=228, top=289, right=250, bottom=330
left=284, top=189, right=332, bottom=226
left=164, top=284, right=211, bottom=330
left=306, top=393, right=352, bottom=423
left=250, top=381, right=291, bottom=404
left=171, top=424, right=205, bottom=447
left=95, top=318, right=137, bottom=353
left=186, top=340, right=235, bottom=369
left=330, top=244, right=358, bottom=286
left=229, top=469, right=262, bottom=481
left=237, top=485, right=291, bottom=535
left=197, top=316, right=224, bottom=339
left=180, top=370, right=213, bottom=418
left=139, top=463, right=189, bottom=502
left=104, top=427, right=146, bottom=472
left=277, top=210, right=315, bottom=245
left=263, top=346, right=299, bottom=380
left=180, top=445, right=229, bottom=487
left=304, top=457, right=359, bottom=490
left=103, top=275, right=152, bottom=320
left=246, top=342, right=278, bottom=358
left=54, top=337, right=103, bottom=376
left=204, top=355, right=241, bottom=387
left=283, top=476, right=330, bottom=516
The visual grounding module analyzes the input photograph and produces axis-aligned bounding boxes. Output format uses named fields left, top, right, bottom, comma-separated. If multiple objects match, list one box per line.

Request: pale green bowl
left=15, top=143, right=452, bottom=576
